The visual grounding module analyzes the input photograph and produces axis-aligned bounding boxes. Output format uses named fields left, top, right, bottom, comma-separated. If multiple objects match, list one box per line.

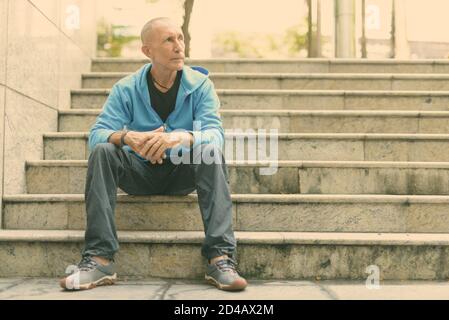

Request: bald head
left=141, top=17, right=176, bottom=44
left=140, top=17, right=185, bottom=69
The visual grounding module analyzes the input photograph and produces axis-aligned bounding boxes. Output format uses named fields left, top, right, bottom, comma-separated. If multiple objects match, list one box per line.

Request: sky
left=405, top=0, right=449, bottom=42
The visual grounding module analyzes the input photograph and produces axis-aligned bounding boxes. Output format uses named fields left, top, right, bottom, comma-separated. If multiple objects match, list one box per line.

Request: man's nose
left=174, top=39, right=184, bottom=52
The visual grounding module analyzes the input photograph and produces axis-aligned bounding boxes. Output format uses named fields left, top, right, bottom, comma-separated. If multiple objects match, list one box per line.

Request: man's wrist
left=188, top=132, right=194, bottom=146
left=169, top=132, right=193, bottom=147
left=120, top=129, right=129, bottom=148
left=181, top=132, right=194, bottom=146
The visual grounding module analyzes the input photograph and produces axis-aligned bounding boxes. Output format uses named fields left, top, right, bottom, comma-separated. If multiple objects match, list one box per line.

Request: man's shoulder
left=182, top=65, right=211, bottom=93
left=115, top=71, right=140, bottom=89
left=113, top=64, right=150, bottom=91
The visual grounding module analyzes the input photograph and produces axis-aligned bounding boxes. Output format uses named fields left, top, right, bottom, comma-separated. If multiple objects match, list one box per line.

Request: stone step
left=42, top=132, right=449, bottom=162
left=91, top=58, right=449, bottom=74
left=5, top=194, right=449, bottom=233
left=58, top=109, right=449, bottom=134
left=82, top=72, right=449, bottom=91
left=70, top=89, right=449, bottom=110
left=1, top=229, right=449, bottom=279
left=25, top=160, right=449, bottom=195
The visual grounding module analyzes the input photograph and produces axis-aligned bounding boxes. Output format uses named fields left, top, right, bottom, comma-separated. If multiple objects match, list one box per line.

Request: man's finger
left=153, top=143, right=167, bottom=163
left=136, top=133, right=154, bottom=149
left=146, top=139, right=164, bottom=161
left=140, top=136, right=160, bottom=158
left=136, top=127, right=164, bottom=148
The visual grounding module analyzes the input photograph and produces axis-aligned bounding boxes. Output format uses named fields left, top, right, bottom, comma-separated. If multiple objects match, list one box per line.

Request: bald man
left=59, top=17, right=247, bottom=292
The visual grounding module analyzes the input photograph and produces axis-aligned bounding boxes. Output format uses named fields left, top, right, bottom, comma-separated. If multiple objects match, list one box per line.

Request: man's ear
left=141, top=45, right=152, bottom=58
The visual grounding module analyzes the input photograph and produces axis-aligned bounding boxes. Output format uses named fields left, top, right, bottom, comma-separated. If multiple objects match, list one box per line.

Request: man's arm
left=135, top=77, right=221, bottom=163
left=88, top=84, right=132, bottom=151
left=188, top=78, right=224, bottom=150
left=138, top=130, right=194, bottom=164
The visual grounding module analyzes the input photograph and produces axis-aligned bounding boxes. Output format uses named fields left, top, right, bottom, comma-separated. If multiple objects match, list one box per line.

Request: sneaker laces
left=215, top=258, right=238, bottom=274
left=77, top=256, right=99, bottom=272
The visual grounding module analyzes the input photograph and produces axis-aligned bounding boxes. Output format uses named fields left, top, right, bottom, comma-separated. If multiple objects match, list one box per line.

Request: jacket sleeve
left=88, top=84, right=132, bottom=151
left=188, top=78, right=225, bottom=150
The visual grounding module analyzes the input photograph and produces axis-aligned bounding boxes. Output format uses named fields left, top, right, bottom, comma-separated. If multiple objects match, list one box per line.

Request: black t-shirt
left=147, top=68, right=182, bottom=123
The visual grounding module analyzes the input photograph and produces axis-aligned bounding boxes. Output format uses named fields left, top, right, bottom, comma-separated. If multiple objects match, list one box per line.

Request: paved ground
left=0, top=277, right=449, bottom=300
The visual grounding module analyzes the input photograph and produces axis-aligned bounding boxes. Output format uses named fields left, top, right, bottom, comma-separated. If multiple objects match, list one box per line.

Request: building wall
left=0, top=0, right=96, bottom=226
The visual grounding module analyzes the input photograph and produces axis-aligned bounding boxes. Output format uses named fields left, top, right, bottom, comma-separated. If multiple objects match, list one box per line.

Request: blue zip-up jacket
left=88, top=63, right=224, bottom=161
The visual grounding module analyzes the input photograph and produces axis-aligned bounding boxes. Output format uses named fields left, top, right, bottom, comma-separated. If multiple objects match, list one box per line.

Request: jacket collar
left=137, top=63, right=208, bottom=98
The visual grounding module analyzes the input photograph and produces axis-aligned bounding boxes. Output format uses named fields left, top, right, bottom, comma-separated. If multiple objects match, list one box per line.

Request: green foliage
left=97, top=18, right=140, bottom=58
left=284, top=23, right=309, bottom=55
left=212, top=19, right=321, bottom=58
left=213, top=32, right=264, bottom=58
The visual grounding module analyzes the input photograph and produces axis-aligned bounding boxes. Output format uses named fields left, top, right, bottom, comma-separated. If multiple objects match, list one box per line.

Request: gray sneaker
left=205, top=257, right=247, bottom=291
left=59, top=256, right=117, bottom=291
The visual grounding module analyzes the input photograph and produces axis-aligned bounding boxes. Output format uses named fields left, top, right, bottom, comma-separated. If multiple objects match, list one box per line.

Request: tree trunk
left=316, top=0, right=322, bottom=57
left=361, top=0, right=367, bottom=58
left=307, top=0, right=313, bottom=57
left=182, top=0, right=195, bottom=57
left=390, top=0, right=396, bottom=58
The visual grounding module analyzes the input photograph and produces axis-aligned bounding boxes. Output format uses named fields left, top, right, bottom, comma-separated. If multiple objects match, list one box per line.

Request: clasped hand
left=125, top=126, right=184, bottom=164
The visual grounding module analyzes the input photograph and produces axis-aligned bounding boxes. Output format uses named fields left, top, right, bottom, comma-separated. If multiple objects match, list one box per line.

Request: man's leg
left=61, top=143, right=173, bottom=290
left=164, top=145, right=247, bottom=291
left=165, top=145, right=236, bottom=260
left=193, top=146, right=236, bottom=261
left=83, top=143, right=170, bottom=260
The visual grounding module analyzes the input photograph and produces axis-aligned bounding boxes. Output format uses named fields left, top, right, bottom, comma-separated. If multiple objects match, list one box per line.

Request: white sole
left=205, top=274, right=247, bottom=291
left=61, top=273, right=117, bottom=291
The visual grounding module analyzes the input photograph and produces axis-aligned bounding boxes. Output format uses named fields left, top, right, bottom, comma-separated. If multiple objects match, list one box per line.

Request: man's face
left=144, top=22, right=185, bottom=71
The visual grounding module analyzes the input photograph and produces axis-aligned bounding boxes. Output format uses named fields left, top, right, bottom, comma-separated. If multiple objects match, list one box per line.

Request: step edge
left=90, top=57, right=449, bottom=64
left=81, top=72, right=449, bottom=80
left=58, top=109, right=449, bottom=117
left=25, top=159, right=449, bottom=169
left=5, top=193, right=449, bottom=204
left=1, top=230, right=449, bottom=246
left=70, top=88, right=449, bottom=96
left=42, top=132, right=449, bottom=140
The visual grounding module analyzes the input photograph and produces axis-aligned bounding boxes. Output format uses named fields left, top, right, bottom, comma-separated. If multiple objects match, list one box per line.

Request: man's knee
left=89, top=143, right=120, bottom=161
left=195, top=144, right=224, bottom=165
left=192, top=145, right=230, bottom=183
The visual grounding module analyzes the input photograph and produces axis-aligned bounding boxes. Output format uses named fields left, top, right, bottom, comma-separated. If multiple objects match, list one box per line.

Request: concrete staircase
left=3, top=58, right=449, bottom=281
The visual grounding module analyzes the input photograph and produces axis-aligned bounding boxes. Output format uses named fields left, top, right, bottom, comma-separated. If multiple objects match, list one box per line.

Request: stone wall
left=0, top=0, right=96, bottom=226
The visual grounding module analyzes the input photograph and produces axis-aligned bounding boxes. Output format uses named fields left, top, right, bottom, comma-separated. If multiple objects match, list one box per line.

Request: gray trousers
left=82, top=143, right=236, bottom=261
